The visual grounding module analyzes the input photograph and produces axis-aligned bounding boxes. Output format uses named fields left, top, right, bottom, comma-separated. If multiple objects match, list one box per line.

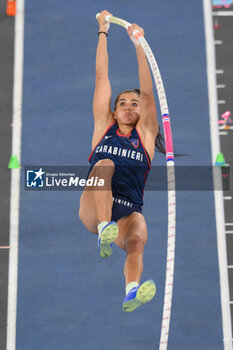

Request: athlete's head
left=114, top=89, right=167, bottom=155
left=113, top=89, right=141, bottom=126
left=114, top=89, right=141, bottom=110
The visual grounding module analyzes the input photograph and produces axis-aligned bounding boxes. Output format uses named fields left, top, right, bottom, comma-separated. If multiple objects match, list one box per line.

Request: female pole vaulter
left=79, top=10, right=165, bottom=312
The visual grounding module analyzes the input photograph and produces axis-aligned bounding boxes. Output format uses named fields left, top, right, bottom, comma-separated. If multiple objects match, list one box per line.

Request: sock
left=125, top=281, right=139, bottom=296
left=97, top=221, right=108, bottom=238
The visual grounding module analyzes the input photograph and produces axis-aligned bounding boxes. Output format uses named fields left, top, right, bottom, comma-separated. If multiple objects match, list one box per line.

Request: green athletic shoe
left=122, top=280, right=156, bottom=312
left=98, top=221, right=118, bottom=258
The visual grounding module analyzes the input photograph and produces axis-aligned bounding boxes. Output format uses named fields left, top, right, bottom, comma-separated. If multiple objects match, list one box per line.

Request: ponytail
left=155, top=126, right=166, bottom=154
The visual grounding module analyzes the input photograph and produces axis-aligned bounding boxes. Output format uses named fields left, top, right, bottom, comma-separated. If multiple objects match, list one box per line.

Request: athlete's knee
left=124, top=231, right=147, bottom=253
left=93, top=159, right=115, bottom=174
left=95, top=158, right=115, bottom=167
left=92, top=159, right=115, bottom=182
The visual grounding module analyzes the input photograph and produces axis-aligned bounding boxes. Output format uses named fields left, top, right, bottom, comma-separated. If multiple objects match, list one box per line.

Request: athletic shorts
left=111, top=195, right=142, bottom=222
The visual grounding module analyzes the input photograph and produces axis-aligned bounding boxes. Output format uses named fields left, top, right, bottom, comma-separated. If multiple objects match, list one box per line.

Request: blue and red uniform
left=88, top=122, right=151, bottom=221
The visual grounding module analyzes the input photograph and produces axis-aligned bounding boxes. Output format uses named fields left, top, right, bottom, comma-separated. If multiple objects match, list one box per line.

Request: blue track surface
left=17, top=0, right=224, bottom=349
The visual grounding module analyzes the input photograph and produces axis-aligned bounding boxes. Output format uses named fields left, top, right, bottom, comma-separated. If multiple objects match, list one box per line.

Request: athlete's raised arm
left=127, top=24, right=159, bottom=139
left=93, top=11, right=113, bottom=130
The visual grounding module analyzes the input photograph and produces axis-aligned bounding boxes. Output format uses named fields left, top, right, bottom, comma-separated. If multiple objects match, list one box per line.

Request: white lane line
left=203, top=1, right=233, bottom=349
left=219, top=131, right=228, bottom=135
left=216, top=69, right=224, bottom=74
left=213, top=11, right=233, bottom=16
left=6, top=1, right=24, bottom=350
left=218, top=100, right=226, bottom=104
left=228, top=266, right=233, bottom=268
left=217, top=84, right=226, bottom=88
left=215, top=40, right=223, bottom=44
left=226, top=231, right=233, bottom=234
left=225, top=223, right=233, bottom=226
left=224, top=196, right=232, bottom=200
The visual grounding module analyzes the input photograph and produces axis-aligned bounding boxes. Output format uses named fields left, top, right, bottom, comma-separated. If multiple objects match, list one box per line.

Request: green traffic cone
left=215, top=152, right=226, bottom=166
left=8, top=155, right=20, bottom=169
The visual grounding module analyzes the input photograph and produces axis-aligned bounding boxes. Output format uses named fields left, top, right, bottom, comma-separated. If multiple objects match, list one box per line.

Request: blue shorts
left=111, top=195, right=142, bottom=222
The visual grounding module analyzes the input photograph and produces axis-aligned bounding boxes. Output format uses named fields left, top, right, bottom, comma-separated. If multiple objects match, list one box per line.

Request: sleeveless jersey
left=88, top=122, right=151, bottom=206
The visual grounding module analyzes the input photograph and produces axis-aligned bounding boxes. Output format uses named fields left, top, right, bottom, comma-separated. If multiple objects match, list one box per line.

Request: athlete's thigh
left=115, top=212, right=148, bottom=250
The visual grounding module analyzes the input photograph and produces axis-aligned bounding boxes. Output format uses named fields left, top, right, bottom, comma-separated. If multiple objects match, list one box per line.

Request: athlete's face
left=114, top=92, right=140, bottom=125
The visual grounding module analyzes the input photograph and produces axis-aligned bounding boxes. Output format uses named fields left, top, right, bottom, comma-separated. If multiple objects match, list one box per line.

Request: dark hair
left=114, top=89, right=166, bottom=155
left=155, top=126, right=166, bottom=155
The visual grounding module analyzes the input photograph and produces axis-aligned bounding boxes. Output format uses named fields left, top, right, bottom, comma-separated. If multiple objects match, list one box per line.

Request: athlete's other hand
left=127, top=23, right=144, bottom=46
left=97, top=10, right=112, bottom=33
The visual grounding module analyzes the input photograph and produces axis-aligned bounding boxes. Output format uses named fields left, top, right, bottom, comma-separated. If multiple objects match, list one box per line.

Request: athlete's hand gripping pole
left=96, top=13, right=142, bottom=45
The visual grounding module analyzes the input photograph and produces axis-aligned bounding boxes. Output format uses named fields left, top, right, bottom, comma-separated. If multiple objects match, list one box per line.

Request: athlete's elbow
left=95, top=64, right=109, bottom=79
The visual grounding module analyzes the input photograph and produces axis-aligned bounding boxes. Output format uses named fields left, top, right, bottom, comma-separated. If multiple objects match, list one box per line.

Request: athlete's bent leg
left=79, top=158, right=115, bottom=232
left=79, top=159, right=118, bottom=258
